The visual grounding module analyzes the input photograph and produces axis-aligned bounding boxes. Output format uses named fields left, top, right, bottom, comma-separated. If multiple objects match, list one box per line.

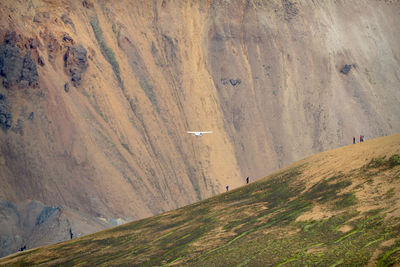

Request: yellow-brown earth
left=0, top=0, right=399, bottom=256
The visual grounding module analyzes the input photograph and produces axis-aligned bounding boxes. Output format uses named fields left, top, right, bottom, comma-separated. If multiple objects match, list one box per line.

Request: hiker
left=246, top=177, right=249, bottom=184
left=353, top=137, right=356, bottom=144
left=226, top=185, right=229, bottom=191
left=360, top=135, right=362, bottom=142
left=69, top=228, right=73, bottom=239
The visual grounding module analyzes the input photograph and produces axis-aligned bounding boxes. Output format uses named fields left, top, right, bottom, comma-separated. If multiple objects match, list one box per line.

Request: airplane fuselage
left=187, top=131, right=212, bottom=136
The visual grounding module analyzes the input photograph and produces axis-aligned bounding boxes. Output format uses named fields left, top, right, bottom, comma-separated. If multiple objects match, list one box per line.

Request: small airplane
left=187, top=131, right=213, bottom=136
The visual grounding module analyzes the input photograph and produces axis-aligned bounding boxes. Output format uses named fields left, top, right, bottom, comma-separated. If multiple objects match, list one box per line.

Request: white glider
left=187, top=131, right=213, bottom=136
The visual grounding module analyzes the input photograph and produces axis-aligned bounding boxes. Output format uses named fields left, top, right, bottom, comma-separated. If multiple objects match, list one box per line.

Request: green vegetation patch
left=304, top=178, right=352, bottom=204
left=121, top=143, right=132, bottom=154
left=377, top=240, right=400, bottom=267
left=389, top=154, right=400, bottom=167
left=385, top=188, right=396, bottom=199
left=112, top=22, right=121, bottom=46
left=262, top=199, right=311, bottom=228
left=224, top=166, right=305, bottom=206
left=363, top=208, right=385, bottom=216
left=90, top=16, right=124, bottom=90
left=191, top=211, right=398, bottom=266
left=367, top=156, right=387, bottom=169
left=365, top=154, right=400, bottom=169
left=334, top=192, right=357, bottom=210
left=139, top=79, right=160, bottom=113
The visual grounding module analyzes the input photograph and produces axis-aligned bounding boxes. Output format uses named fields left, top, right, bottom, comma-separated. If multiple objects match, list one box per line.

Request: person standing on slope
left=226, top=185, right=229, bottom=191
left=246, top=177, right=249, bottom=184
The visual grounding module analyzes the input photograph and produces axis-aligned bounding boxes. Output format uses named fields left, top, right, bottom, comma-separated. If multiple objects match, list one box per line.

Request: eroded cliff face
left=0, top=0, right=399, bottom=255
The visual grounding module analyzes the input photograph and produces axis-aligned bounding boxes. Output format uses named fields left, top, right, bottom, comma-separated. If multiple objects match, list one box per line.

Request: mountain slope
left=1, top=134, right=399, bottom=266
left=0, top=0, right=399, bottom=256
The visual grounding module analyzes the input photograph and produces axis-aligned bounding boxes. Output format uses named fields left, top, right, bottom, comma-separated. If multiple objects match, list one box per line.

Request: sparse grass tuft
left=377, top=241, right=400, bottom=267
left=389, top=154, right=400, bottom=167
left=304, top=176, right=352, bottom=204
left=139, top=79, right=159, bottom=113
left=363, top=208, right=384, bottom=216
left=367, top=156, right=387, bottom=169
left=365, top=154, right=400, bottom=170
left=121, top=143, right=132, bottom=155
left=334, top=192, right=357, bottom=210
left=385, top=188, right=395, bottom=199
left=112, top=23, right=121, bottom=47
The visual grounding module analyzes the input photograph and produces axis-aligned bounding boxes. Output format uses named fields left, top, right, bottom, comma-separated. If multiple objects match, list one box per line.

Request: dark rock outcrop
left=36, top=206, right=60, bottom=226
left=0, top=32, right=38, bottom=88
left=33, top=12, right=50, bottom=23
left=221, top=78, right=241, bottom=86
left=12, top=118, right=23, bottom=135
left=20, top=53, right=39, bottom=87
left=28, top=38, right=39, bottom=49
left=340, top=64, right=352, bottom=74
left=4, top=31, right=21, bottom=45
left=64, top=45, right=88, bottom=87
left=63, top=33, right=74, bottom=44
left=47, top=33, right=61, bottom=63
left=229, top=79, right=241, bottom=86
left=28, top=112, right=34, bottom=121
left=0, top=200, right=69, bottom=258
left=64, top=82, right=70, bottom=92
left=38, top=55, right=45, bottom=66
left=0, top=93, right=12, bottom=130
left=0, top=44, right=23, bottom=87
left=61, top=14, right=75, bottom=30
left=282, top=0, right=298, bottom=22
left=82, top=0, right=94, bottom=9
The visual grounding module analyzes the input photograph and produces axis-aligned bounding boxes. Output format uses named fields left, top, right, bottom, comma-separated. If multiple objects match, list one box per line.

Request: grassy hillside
left=1, top=134, right=399, bottom=266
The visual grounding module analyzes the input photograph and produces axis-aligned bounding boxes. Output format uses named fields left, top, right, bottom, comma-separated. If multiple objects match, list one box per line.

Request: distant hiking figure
left=246, top=177, right=249, bottom=184
left=353, top=137, right=356, bottom=144
left=69, top=228, right=73, bottom=239
left=360, top=135, right=364, bottom=142
left=226, top=185, right=229, bottom=191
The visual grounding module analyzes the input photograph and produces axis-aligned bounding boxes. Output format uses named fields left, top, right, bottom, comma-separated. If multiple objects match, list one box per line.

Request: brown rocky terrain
left=0, top=0, right=399, bottom=256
